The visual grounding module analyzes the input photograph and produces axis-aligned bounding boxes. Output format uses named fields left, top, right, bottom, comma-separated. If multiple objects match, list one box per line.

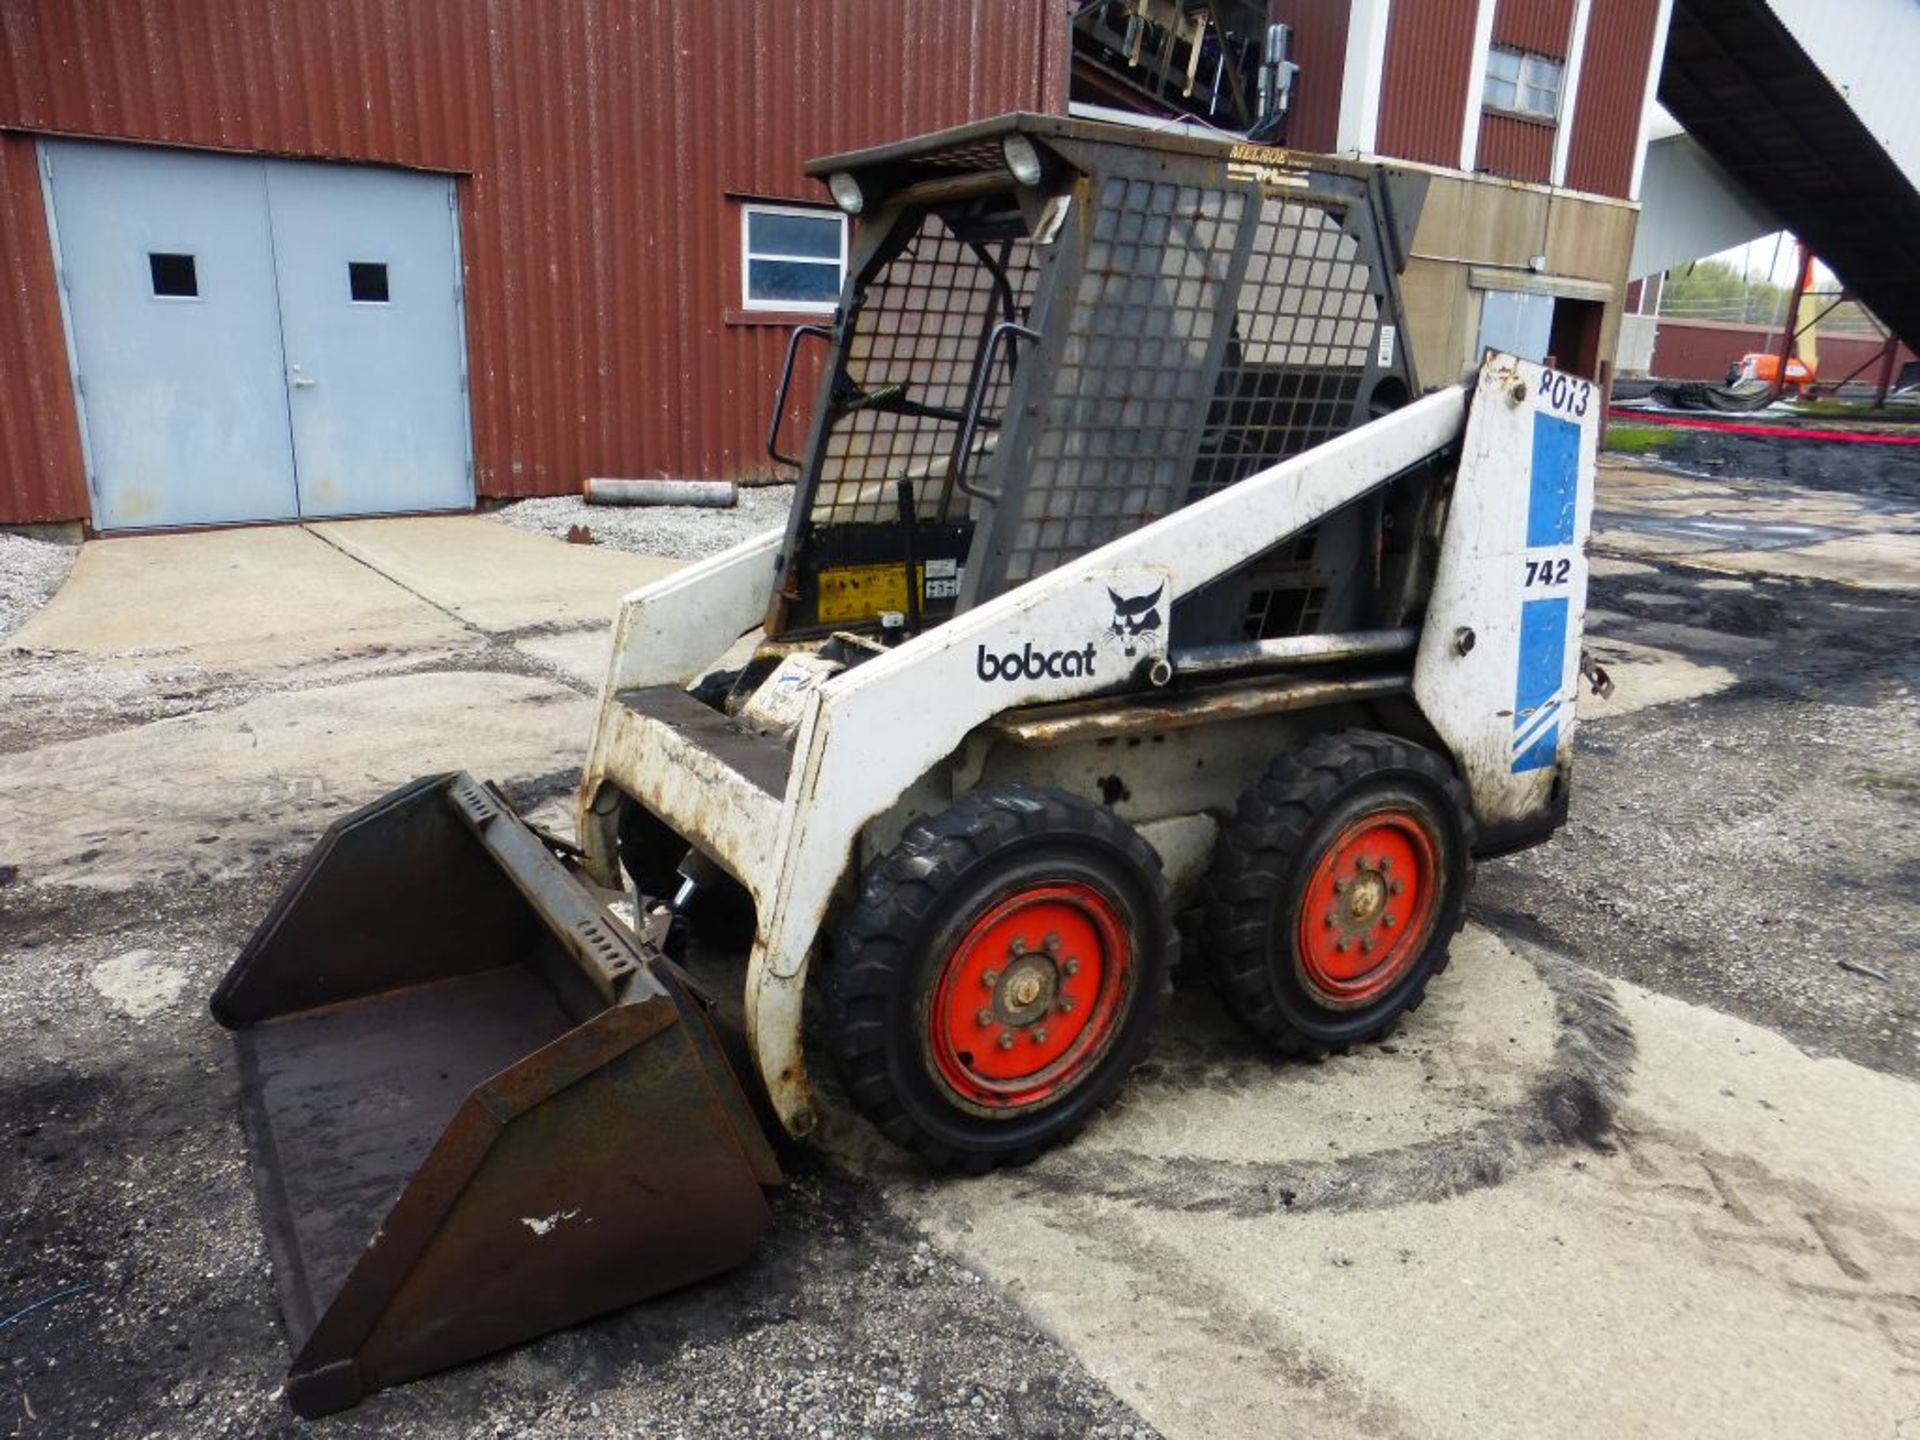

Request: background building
left=6, top=1, right=1911, bottom=532
left=1072, top=0, right=1669, bottom=396
left=0, top=0, right=1069, bottom=529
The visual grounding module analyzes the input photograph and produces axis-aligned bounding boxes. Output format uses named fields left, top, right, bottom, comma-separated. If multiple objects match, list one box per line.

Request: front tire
left=826, top=786, right=1176, bottom=1171
left=1203, top=731, right=1473, bottom=1055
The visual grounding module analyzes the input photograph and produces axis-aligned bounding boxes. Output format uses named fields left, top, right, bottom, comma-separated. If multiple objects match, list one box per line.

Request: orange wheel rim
left=928, top=881, right=1132, bottom=1110
left=1295, top=809, right=1440, bottom=1007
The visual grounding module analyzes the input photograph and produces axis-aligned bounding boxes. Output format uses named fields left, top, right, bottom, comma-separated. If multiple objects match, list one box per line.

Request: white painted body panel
left=1414, top=356, right=1598, bottom=830
left=582, top=361, right=1591, bottom=1135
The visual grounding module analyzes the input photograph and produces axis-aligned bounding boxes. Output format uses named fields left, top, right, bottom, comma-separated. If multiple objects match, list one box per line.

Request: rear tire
left=1203, top=730, right=1473, bottom=1056
left=826, top=786, right=1176, bottom=1171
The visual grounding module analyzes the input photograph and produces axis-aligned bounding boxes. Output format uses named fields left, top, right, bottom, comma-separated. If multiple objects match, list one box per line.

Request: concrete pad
left=1578, top=635, right=1735, bottom=719
left=1596, top=461, right=1741, bottom=503
left=1591, top=527, right=1723, bottom=559
left=8, top=527, right=471, bottom=673
left=514, top=624, right=615, bottom=690
left=0, top=669, right=592, bottom=890
left=1587, top=555, right=1659, bottom=579
left=310, top=515, right=681, bottom=634
left=850, top=931, right=1920, bottom=1440
left=1688, top=533, right=1920, bottom=593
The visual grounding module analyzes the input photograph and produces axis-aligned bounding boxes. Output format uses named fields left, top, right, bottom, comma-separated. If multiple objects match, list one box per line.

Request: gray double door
left=44, top=140, right=472, bottom=530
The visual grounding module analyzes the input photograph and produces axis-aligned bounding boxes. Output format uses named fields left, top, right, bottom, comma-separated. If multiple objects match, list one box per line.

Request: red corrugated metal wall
left=1375, top=0, right=1478, bottom=167
left=1477, top=111, right=1556, bottom=182
left=1650, top=318, right=1916, bottom=382
left=0, top=131, right=88, bottom=524
left=1272, top=0, right=1350, bottom=154
left=1491, top=0, right=1575, bottom=57
left=0, top=0, right=1068, bottom=524
left=1475, top=0, right=1573, bottom=183
left=1565, top=0, right=1659, bottom=198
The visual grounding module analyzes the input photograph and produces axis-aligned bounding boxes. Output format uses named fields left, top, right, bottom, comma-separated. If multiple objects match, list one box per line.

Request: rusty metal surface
left=1563, top=0, right=1661, bottom=197
left=0, top=0, right=1068, bottom=524
left=1169, top=626, right=1418, bottom=676
left=595, top=687, right=789, bottom=897
left=211, top=770, right=779, bottom=1417
left=987, top=670, right=1410, bottom=745
left=1477, top=111, right=1556, bottom=184
left=1375, top=0, right=1481, bottom=167
left=617, top=686, right=793, bottom=799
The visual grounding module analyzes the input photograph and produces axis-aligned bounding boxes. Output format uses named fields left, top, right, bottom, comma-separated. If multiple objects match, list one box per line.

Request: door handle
left=288, top=367, right=317, bottom=389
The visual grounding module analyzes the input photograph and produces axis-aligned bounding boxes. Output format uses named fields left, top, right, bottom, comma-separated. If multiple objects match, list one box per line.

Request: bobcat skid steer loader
left=212, top=114, right=1601, bottom=1415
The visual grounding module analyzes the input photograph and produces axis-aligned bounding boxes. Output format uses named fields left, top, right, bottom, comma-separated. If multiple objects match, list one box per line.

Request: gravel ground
left=4, top=434, right=1916, bottom=1434
left=489, top=487, right=795, bottom=561
left=1, top=846, right=1152, bottom=1440
left=1484, top=431, right=1920, bottom=1080
left=0, top=531, right=78, bottom=641
left=1617, top=424, right=1920, bottom=506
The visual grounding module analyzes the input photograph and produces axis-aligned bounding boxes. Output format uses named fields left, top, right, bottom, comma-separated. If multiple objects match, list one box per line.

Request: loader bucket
left=210, top=772, right=780, bottom=1418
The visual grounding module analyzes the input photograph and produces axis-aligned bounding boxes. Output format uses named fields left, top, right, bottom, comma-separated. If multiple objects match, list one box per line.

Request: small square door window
left=149, top=252, right=198, bottom=299
left=348, top=261, right=390, bottom=304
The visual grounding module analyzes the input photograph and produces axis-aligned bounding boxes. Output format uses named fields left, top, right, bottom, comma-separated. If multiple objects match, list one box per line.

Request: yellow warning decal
left=816, top=563, right=917, bottom=623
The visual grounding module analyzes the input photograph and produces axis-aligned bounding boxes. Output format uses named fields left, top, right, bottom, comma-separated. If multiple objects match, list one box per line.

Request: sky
left=1645, top=104, right=1839, bottom=292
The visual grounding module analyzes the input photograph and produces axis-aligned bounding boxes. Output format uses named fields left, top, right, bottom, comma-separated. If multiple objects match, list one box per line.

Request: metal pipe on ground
left=584, top=478, right=739, bottom=508
left=1169, top=628, right=1419, bottom=678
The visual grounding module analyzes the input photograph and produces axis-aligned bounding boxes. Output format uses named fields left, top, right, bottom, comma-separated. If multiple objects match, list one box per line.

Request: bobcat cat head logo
left=1108, top=582, right=1165, bottom=656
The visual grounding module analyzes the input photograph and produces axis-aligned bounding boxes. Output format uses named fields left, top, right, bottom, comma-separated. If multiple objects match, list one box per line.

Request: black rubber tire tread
left=1203, top=730, right=1475, bottom=1057
left=826, top=785, right=1177, bottom=1173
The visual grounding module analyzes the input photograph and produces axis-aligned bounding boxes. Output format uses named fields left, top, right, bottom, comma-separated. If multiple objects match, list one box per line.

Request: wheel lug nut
left=1380, top=857, right=1393, bottom=872
left=1389, top=880, right=1403, bottom=895
left=981, top=968, right=1000, bottom=987
left=1033, top=1028, right=1049, bottom=1044
left=1063, top=958, right=1081, bottom=976
left=1324, top=910, right=1337, bottom=928
left=1360, top=936, right=1373, bottom=953
left=1057, top=995, right=1076, bottom=1014
left=1010, top=938, right=1027, bottom=957
left=996, top=1030, right=1015, bottom=1050
left=976, top=1008, right=994, bottom=1026
left=1333, top=879, right=1349, bottom=895
left=1382, top=913, right=1396, bottom=929
left=1334, top=939, right=1349, bottom=953
left=1044, top=931, right=1062, bottom=954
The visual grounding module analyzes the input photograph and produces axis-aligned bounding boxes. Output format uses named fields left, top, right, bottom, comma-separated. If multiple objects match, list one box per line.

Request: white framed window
left=740, top=203, right=847, bottom=313
left=1484, top=46, right=1564, bottom=122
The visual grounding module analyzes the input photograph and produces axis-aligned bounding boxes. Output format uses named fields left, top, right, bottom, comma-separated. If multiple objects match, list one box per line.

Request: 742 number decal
left=1524, top=557, right=1571, bottom=587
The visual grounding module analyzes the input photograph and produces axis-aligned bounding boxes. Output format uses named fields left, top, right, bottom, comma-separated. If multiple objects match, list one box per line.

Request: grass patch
left=1786, top=398, right=1886, bottom=420
left=1854, top=770, right=1920, bottom=794
left=1605, top=424, right=1680, bottom=455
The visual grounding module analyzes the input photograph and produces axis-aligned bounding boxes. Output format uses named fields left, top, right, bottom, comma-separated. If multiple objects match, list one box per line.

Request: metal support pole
left=1771, top=243, right=1810, bottom=398
left=1873, top=334, right=1902, bottom=409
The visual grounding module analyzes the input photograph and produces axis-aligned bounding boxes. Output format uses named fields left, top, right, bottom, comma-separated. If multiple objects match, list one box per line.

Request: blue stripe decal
left=1513, top=596, right=1569, bottom=774
left=1528, top=413, right=1580, bottom=548
left=1513, top=720, right=1562, bottom=774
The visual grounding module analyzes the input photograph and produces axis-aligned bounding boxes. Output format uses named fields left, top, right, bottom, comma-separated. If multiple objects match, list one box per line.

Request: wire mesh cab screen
left=770, top=121, right=1427, bottom=646
left=785, top=216, right=1041, bottom=634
